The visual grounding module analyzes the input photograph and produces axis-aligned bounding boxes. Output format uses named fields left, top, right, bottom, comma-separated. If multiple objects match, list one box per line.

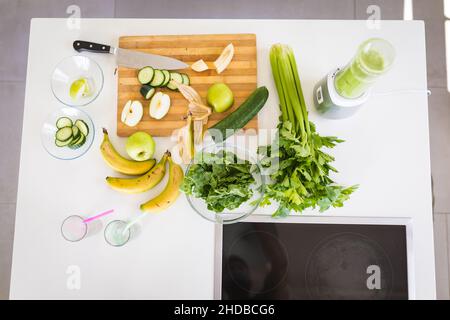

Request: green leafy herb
left=181, top=151, right=256, bottom=213
left=259, top=44, right=357, bottom=217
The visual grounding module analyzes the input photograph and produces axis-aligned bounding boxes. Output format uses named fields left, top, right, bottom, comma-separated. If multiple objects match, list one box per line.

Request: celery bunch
left=259, top=44, right=357, bottom=217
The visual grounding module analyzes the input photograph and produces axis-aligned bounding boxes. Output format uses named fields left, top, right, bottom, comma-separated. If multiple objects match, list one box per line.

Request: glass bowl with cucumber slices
left=51, top=55, right=104, bottom=107
left=41, top=107, right=95, bottom=160
left=182, top=143, right=265, bottom=224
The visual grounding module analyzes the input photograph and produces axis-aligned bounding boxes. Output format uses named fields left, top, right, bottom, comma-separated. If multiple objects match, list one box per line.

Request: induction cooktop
left=220, top=222, right=409, bottom=300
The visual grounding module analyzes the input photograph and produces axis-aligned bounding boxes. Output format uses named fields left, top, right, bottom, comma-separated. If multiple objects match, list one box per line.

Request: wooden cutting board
left=117, top=33, right=258, bottom=137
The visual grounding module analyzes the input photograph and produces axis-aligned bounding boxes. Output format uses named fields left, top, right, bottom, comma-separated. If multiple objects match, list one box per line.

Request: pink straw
left=83, top=209, right=114, bottom=223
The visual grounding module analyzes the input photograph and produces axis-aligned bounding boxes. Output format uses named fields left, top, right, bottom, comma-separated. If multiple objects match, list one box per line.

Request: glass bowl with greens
left=182, top=143, right=264, bottom=224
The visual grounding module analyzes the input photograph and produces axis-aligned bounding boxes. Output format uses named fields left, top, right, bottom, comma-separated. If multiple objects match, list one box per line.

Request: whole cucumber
left=209, top=86, right=269, bottom=142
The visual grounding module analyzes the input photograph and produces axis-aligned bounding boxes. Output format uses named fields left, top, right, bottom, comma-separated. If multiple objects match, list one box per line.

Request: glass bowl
left=51, top=55, right=104, bottom=107
left=185, top=143, right=264, bottom=224
left=41, top=107, right=95, bottom=160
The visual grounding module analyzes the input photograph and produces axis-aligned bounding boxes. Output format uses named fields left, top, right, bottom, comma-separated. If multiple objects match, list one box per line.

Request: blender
left=314, top=38, right=396, bottom=119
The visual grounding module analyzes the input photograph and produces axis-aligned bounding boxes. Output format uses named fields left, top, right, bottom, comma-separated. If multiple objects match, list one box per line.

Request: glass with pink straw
left=61, top=209, right=114, bottom=242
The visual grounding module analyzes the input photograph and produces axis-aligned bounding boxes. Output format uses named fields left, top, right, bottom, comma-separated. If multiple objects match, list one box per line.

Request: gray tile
left=0, top=82, right=25, bottom=204
left=433, top=213, right=450, bottom=300
left=0, top=0, right=115, bottom=82
left=355, top=0, right=404, bottom=19
left=429, top=88, right=450, bottom=213
left=413, top=0, right=447, bottom=88
left=115, top=0, right=355, bottom=19
left=0, top=203, right=16, bottom=300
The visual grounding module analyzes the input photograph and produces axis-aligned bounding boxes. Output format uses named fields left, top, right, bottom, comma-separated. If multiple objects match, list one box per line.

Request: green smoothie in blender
left=334, top=38, right=396, bottom=99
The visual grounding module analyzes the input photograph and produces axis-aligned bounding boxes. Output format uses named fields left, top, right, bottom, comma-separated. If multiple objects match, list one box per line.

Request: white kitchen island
left=10, top=19, right=435, bottom=299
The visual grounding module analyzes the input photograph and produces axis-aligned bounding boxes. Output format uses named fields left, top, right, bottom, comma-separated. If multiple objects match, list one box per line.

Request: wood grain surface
left=117, top=33, right=257, bottom=137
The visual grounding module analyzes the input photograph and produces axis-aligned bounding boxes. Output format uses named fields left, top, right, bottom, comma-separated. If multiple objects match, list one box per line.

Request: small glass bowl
left=41, top=107, right=95, bottom=160
left=185, top=143, right=264, bottom=224
left=51, top=55, right=104, bottom=107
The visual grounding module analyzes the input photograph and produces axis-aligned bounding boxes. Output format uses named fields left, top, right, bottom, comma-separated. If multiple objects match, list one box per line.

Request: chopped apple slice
left=149, top=92, right=171, bottom=120
left=121, top=100, right=143, bottom=127
left=191, top=59, right=209, bottom=72
left=214, top=43, right=234, bottom=74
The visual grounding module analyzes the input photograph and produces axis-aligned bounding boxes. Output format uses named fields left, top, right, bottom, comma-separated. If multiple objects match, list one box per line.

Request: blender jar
left=314, top=38, right=396, bottom=119
left=334, top=38, right=396, bottom=99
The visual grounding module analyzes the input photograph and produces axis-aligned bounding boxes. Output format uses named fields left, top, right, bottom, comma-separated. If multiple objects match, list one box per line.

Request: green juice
left=334, top=38, right=394, bottom=99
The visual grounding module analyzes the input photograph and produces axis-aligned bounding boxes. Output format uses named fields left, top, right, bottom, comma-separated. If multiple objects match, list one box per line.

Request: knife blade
left=73, top=40, right=188, bottom=70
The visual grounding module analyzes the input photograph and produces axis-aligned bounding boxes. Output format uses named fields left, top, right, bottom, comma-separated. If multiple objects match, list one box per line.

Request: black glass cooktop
left=221, top=222, right=408, bottom=300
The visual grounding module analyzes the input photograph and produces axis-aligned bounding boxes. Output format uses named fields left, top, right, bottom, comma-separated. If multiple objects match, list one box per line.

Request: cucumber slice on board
left=161, top=70, right=171, bottom=87
left=167, top=72, right=183, bottom=90
left=181, top=73, right=190, bottom=86
left=74, top=119, right=89, bottom=136
left=55, top=127, right=73, bottom=142
left=149, top=69, right=165, bottom=87
left=56, top=117, right=73, bottom=129
left=138, top=67, right=154, bottom=84
left=140, top=85, right=156, bottom=100
left=55, top=137, right=73, bottom=147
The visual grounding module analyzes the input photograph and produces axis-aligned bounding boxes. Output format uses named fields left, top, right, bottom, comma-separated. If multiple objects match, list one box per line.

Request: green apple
left=206, top=83, right=234, bottom=113
left=125, top=132, right=155, bottom=161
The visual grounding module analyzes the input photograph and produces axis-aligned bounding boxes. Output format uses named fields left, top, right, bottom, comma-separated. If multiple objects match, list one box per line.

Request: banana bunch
left=100, top=129, right=183, bottom=213
left=106, top=152, right=168, bottom=194
left=140, top=156, right=184, bottom=213
left=100, top=128, right=155, bottom=175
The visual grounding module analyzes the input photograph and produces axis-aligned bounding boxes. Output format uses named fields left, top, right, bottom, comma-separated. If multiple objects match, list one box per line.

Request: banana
left=100, top=128, right=155, bottom=175
left=140, top=153, right=184, bottom=213
left=105, top=152, right=169, bottom=194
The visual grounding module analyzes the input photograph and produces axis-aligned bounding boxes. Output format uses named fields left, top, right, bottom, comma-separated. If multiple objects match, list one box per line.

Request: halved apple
left=121, top=100, right=143, bottom=127
left=149, top=92, right=171, bottom=120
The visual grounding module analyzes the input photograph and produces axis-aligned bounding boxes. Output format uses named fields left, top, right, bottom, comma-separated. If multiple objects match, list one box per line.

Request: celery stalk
left=269, top=46, right=289, bottom=122
left=270, top=44, right=307, bottom=138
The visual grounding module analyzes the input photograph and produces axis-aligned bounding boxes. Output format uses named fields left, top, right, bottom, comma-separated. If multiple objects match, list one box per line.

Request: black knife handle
left=73, top=40, right=111, bottom=54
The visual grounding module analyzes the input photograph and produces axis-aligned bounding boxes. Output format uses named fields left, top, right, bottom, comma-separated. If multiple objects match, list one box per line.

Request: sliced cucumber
left=56, top=117, right=73, bottom=129
left=161, top=70, right=171, bottom=87
left=69, top=132, right=86, bottom=149
left=74, top=119, right=89, bottom=137
left=138, top=67, right=154, bottom=84
left=55, top=137, right=73, bottom=147
left=149, top=69, right=165, bottom=87
left=167, top=72, right=183, bottom=90
left=181, top=73, right=190, bottom=86
left=140, top=85, right=156, bottom=100
left=71, top=125, right=80, bottom=140
left=55, top=127, right=73, bottom=142
left=76, top=133, right=86, bottom=148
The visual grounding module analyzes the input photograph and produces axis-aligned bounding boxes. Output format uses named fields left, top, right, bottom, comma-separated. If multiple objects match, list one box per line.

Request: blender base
left=314, top=68, right=371, bottom=119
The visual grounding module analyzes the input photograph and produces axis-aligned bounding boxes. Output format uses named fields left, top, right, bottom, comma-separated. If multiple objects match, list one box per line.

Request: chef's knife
left=73, top=40, right=188, bottom=70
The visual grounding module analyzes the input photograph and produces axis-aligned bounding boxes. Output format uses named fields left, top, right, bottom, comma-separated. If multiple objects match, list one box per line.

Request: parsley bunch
left=259, top=44, right=357, bottom=217
left=181, top=151, right=256, bottom=213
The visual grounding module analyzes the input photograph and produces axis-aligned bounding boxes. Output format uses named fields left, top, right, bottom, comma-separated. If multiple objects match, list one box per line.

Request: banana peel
left=178, top=114, right=195, bottom=164
left=214, top=43, right=234, bottom=74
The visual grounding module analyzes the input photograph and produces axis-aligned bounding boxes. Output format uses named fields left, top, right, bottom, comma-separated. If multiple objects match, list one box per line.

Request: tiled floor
left=0, top=0, right=449, bottom=299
